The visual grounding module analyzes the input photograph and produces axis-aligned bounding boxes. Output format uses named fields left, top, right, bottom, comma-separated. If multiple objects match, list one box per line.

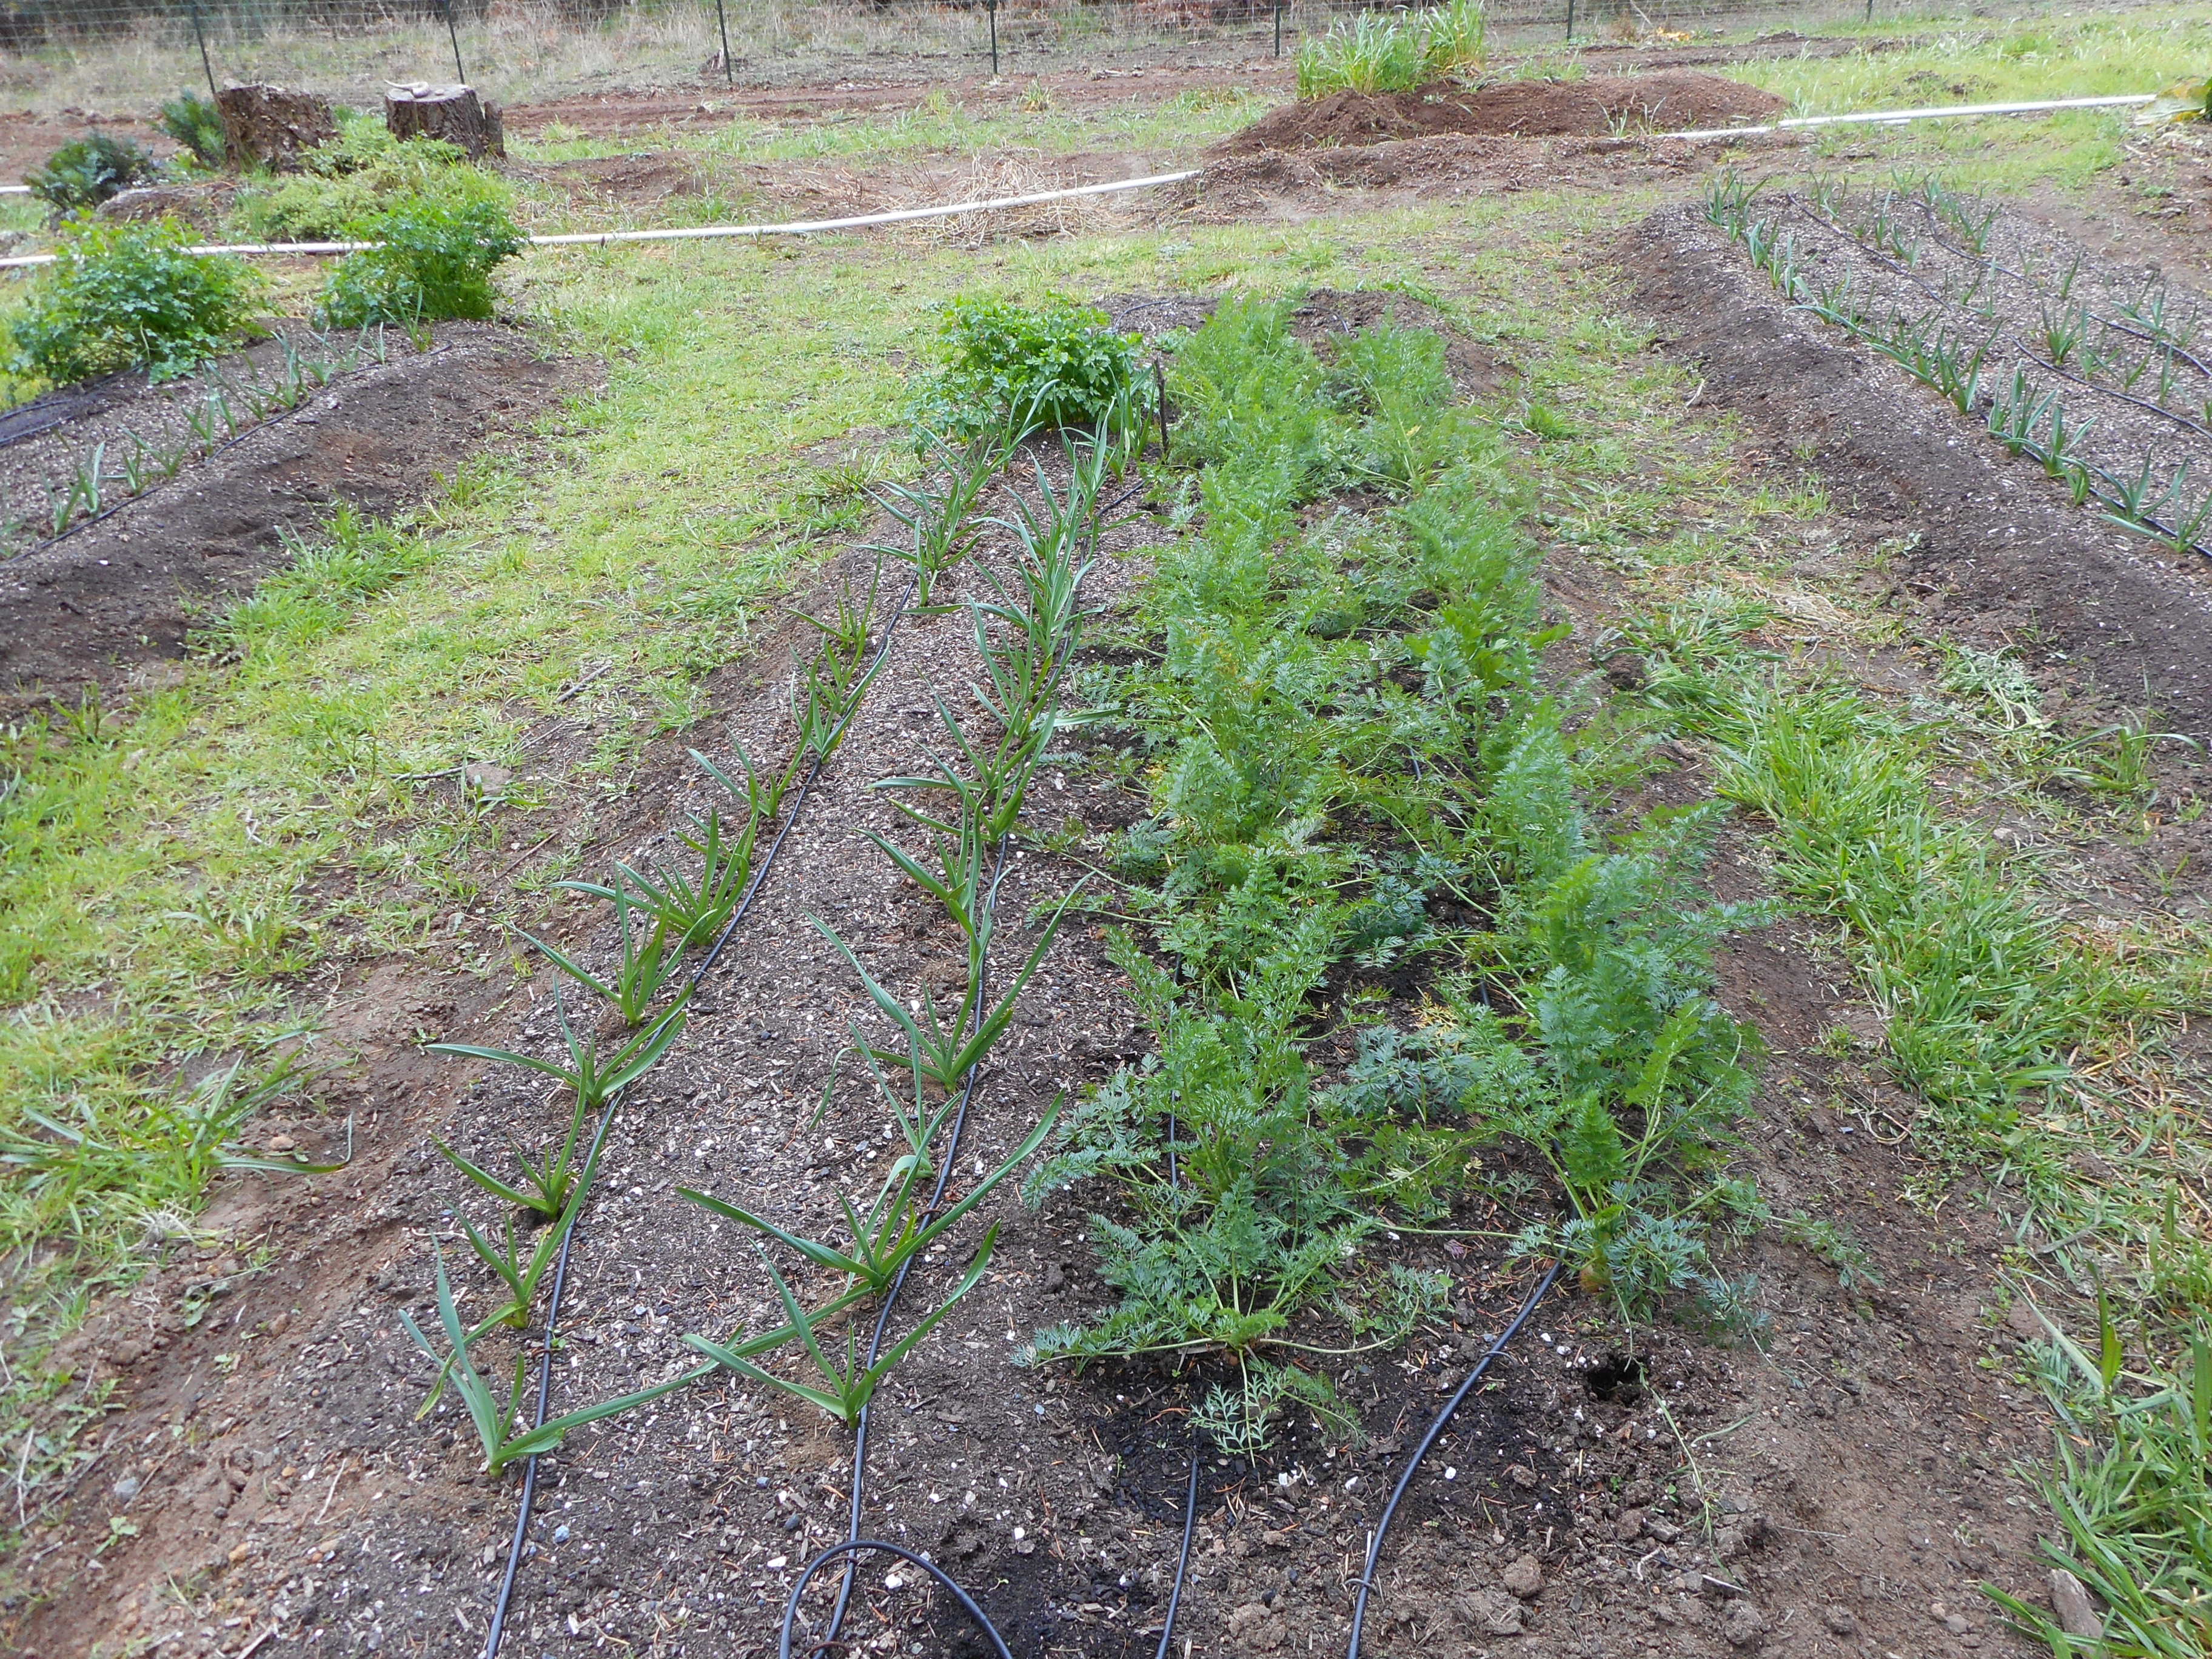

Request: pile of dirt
left=1221, top=70, right=1785, bottom=153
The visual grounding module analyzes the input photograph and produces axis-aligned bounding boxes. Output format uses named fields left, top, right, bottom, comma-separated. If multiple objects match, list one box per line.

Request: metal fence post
left=1564, top=0, right=1575, bottom=40
left=438, top=0, right=467, bottom=84
left=1273, top=1, right=1283, bottom=58
left=987, top=0, right=999, bottom=76
left=188, top=0, right=218, bottom=101
left=715, top=0, right=734, bottom=84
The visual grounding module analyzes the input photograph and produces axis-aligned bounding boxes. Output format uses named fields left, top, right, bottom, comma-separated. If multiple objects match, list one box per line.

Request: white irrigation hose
left=0, top=95, right=2166, bottom=268
left=0, top=170, right=1199, bottom=270
left=1657, top=91, right=2155, bottom=142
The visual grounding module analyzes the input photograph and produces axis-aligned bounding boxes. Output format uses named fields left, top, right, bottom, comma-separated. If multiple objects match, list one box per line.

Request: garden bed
left=1626, top=198, right=2212, bottom=744
left=0, top=322, right=584, bottom=719
left=10, top=294, right=2074, bottom=1659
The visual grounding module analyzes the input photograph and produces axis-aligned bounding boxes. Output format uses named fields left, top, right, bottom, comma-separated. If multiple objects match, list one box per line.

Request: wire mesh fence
left=1, top=0, right=1919, bottom=110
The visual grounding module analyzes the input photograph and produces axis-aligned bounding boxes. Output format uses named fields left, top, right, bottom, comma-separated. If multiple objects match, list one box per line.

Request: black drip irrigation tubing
left=480, top=565, right=919, bottom=1659
left=786, top=464, right=1202, bottom=1659
left=1345, top=1262, right=1563, bottom=1659
left=790, top=843, right=1013, bottom=1658
left=790, top=846, right=1201, bottom=1659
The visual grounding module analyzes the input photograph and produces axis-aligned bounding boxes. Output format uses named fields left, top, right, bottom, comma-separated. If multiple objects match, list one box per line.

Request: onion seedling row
left=1708, top=172, right=2212, bottom=561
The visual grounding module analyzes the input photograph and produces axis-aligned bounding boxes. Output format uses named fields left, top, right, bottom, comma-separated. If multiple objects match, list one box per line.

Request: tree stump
left=214, top=85, right=337, bottom=173
left=384, top=83, right=505, bottom=161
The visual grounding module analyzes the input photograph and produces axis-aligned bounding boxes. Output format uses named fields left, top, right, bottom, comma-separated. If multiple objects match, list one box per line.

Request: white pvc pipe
left=0, top=93, right=2162, bottom=268
left=1657, top=91, right=2154, bottom=142
left=0, top=170, right=1199, bottom=270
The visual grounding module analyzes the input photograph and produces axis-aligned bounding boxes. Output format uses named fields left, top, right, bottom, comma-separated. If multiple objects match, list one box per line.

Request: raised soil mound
left=1221, top=70, right=1785, bottom=153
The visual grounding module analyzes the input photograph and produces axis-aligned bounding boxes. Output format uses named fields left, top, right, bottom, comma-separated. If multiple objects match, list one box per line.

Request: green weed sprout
left=0, top=1052, right=344, bottom=1228
left=426, top=988, right=686, bottom=1154
left=685, top=1232, right=997, bottom=1428
left=683, top=1091, right=1059, bottom=1296
left=399, top=1245, right=701, bottom=1475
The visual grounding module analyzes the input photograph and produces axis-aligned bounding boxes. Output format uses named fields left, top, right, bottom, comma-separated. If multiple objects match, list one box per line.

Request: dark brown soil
left=0, top=323, right=586, bottom=719
left=1623, top=202, right=2212, bottom=746
left=1219, top=72, right=1785, bottom=155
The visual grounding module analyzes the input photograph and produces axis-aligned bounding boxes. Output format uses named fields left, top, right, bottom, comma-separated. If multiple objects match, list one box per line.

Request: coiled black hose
left=1345, top=1262, right=1562, bottom=1659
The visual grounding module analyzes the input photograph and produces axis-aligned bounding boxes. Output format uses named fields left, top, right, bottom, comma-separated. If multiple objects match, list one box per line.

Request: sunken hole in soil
left=1585, top=1352, right=1649, bottom=1404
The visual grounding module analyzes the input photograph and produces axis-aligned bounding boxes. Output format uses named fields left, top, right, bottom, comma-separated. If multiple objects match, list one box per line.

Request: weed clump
left=4, top=216, right=263, bottom=386
left=1295, top=0, right=1487, bottom=98
left=230, top=116, right=480, bottom=243
left=27, top=133, right=163, bottom=213
left=910, top=293, right=1142, bottom=443
left=315, top=190, right=524, bottom=327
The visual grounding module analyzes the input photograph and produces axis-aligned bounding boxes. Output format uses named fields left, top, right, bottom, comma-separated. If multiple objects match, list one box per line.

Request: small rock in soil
left=1820, top=1606, right=1857, bottom=1635
left=1719, top=1601, right=1766, bottom=1648
left=1453, top=1589, right=1524, bottom=1635
left=1501, top=1553, right=1544, bottom=1599
left=2050, top=1569, right=2105, bottom=1641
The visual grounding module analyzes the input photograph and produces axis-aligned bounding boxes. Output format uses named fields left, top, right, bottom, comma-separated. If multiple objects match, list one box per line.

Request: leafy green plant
left=229, top=118, right=473, bottom=242
left=5, top=216, right=263, bottom=386
left=159, top=93, right=228, bottom=171
left=399, top=1245, right=700, bottom=1475
left=682, top=1094, right=1058, bottom=1295
left=426, top=990, right=686, bottom=1121
left=687, top=1232, right=997, bottom=1427
left=909, top=294, right=1142, bottom=443
left=27, top=134, right=161, bottom=212
left=315, top=189, right=524, bottom=328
